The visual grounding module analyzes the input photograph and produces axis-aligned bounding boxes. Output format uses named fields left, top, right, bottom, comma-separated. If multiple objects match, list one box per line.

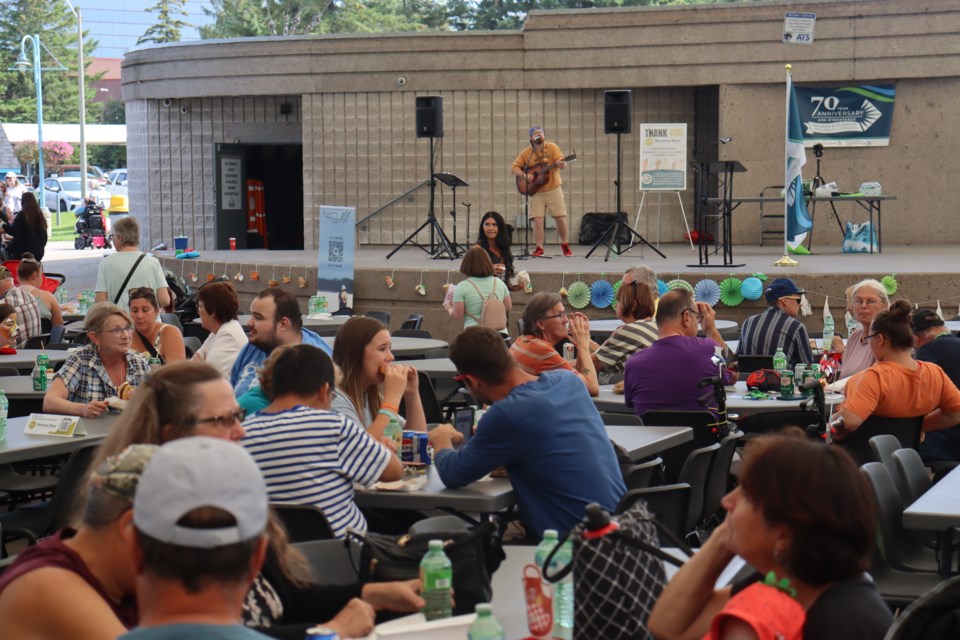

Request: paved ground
left=42, top=240, right=104, bottom=295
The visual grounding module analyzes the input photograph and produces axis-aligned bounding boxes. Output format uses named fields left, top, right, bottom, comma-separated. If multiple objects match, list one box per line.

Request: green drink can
left=779, top=369, right=795, bottom=397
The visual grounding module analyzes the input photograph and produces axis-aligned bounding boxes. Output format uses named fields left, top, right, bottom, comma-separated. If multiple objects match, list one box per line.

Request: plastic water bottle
left=0, top=390, right=8, bottom=441
left=420, top=539, right=452, bottom=620
left=78, top=292, right=89, bottom=314
left=846, top=311, right=860, bottom=337
left=469, top=603, right=505, bottom=639
left=773, top=347, right=787, bottom=372
left=308, top=294, right=319, bottom=316
left=536, top=529, right=574, bottom=639
left=822, top=314, right=835, bottom=353
left=383, top=416, right=402, bottom=458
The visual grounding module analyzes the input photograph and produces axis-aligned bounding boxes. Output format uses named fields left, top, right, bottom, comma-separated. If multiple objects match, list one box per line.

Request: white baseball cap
left=3, top=172, right=16, bottom=179
left=133, top=437, right=268, bottom=548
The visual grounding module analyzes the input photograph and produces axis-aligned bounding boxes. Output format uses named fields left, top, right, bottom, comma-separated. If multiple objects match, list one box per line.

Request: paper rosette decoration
left=667, top=278, right=693, bottom=293
left=741, top=276, right=764, bottom=301
left=693, top=279, right=721, bottom=307
left=881, top=274, right=898, bottom=295
left=719, top=278, right=744, bottom=306
left=611, top=280, right=622, bottom=309
left=657, top=279, right=670, bottom=297
left=566, top=281, right=591, bottom=309
left=590, top=280, right=615, bottom=309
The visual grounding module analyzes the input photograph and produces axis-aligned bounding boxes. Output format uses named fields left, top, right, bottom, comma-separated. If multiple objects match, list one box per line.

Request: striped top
left=241, top=406, right=392, bottom=538
left=594, top=319, right=659, bottom=384
left=509, top=334, right=575, bottom=376
left=737, top=306, right=814, bottom=368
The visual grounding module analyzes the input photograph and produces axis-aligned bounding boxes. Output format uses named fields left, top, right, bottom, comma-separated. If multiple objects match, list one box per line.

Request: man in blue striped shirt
left=738, top=277, right=814, bottom=368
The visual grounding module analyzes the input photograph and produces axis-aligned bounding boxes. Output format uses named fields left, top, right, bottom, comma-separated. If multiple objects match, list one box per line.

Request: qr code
left=328, top=237, right=344, bottom=263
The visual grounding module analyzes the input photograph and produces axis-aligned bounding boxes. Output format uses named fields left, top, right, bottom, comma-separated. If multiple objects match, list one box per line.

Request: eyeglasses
left=190, top=408, right=246, bottom=429
left=542, top=311, right=568, bottom=321
left=102, top=326, right=134, bottom=337
left=853, top=298, right=883, bottom=307
left=128, top=287, right=155, bottom=296
left=863, top=332, right=881, bottom=341
left=684, top=307, right=704, bottom=323
left=783, top=296, right=803, bottom=302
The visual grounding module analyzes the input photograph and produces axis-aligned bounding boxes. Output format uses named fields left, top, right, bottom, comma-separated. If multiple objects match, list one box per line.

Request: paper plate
left=567, top=281, right=591, bottom=309
left=694, top=279, right=721, bottom=306
left=590, top=280, right=615, bottom=309
left=719, top=277, right=744, bottom=307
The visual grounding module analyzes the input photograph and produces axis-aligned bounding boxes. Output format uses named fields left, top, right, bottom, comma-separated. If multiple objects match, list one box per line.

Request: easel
left=633, top=190, right=694, bottom=252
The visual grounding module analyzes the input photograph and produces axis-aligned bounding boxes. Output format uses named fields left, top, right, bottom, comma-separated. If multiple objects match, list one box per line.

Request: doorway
left=214, top=143, right=304, bottom=250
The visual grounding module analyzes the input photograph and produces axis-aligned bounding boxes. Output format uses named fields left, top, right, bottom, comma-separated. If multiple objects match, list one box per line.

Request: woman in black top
left=475, top=210, right=515, bottom=285
left=3, top=192, right=47, bottom=261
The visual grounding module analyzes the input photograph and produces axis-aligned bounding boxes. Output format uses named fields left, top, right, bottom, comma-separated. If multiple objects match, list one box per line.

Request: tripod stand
left=387, top=136, right=457, bottom=260
left=805, top=143, right=843, bottom=252
left=586, top=132, right=665, bottom=261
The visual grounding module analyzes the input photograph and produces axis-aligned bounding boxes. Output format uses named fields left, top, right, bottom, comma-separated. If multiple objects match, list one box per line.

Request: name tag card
left=24, top=413, right=87, bottom=438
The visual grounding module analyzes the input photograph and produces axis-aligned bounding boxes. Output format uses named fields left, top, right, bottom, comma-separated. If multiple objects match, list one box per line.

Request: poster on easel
left=316, top=206, right=356, bottom=315
left=640, top=124, right=687, bottom=190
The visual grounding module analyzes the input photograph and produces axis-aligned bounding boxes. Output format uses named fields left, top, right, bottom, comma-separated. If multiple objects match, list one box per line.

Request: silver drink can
left=563, top=343, right=576, bottom=362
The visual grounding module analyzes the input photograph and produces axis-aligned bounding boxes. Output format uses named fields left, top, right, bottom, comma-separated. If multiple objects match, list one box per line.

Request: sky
left=79, top=0, right=216, bottom=58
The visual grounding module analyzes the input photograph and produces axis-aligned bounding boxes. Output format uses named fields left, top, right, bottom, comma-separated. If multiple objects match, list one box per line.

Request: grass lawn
left=48, top=211, right=76, bottom=242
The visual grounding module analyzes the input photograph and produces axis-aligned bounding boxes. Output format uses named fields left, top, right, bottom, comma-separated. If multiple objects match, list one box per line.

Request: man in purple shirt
left=623, top=289, right=735, bottom=418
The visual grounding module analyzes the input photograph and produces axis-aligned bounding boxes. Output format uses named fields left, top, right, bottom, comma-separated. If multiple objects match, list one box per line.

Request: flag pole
left=775, top=63, right=800, bottom=267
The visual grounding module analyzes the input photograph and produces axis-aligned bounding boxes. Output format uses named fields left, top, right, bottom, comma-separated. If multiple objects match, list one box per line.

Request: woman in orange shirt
left=832, top=299, right=960, bottom=437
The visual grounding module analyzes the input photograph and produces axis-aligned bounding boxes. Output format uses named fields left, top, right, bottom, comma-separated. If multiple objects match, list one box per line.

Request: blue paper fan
left=657, top=279, right=670, bottom=297
left=590, top=280, right=615, bottom=309
left=742, top=276, right=764, bottom=301
left=694, top=279, right=721, bottom=306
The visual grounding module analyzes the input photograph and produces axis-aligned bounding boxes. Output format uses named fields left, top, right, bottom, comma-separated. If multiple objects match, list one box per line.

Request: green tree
left=0, top=0, right=101, bottom=124
left=138, top=0, right=191, bottom=45
left=101, top=99, right=126, bottom=125
left=200, top=0, right=336, bottom=38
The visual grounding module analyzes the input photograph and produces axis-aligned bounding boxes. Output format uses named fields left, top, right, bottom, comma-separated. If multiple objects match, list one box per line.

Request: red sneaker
left=532, top=246, right=545, bottom=257
left=561, top=243, right=573, bottom=257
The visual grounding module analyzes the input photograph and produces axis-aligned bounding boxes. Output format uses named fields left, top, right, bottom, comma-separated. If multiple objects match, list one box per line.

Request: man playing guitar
left=511, top=126, right=572, bottom=257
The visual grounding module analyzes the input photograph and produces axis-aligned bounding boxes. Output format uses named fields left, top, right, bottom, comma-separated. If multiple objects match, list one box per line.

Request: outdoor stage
left=158, top=243, right=960, bottom=344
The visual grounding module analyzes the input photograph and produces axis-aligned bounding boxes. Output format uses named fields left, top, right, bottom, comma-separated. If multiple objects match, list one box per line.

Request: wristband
left=378, top=408, right=400, bottom=421
left=380, top=402, right=400, bottom=413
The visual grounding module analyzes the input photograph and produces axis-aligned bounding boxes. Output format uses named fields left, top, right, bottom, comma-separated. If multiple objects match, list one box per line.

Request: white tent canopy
left=1, top=123, right=126, bottom=145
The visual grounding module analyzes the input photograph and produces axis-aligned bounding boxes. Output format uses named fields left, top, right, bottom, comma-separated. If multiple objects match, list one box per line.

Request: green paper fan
left=611, top=280, right=623, bottom=309
left=881, top=274, right=898, bottom=295
left=719, top=277, right=744, bottom=306
left=667, top=278, right=693, bottom=292
left=567, top=281, right=591, bottom=309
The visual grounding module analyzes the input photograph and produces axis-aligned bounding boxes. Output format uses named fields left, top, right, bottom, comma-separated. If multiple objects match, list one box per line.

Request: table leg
left=938, top=529, right=954, bottom=578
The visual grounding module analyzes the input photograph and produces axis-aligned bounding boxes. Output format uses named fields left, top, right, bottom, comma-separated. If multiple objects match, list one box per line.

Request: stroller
left=74, top=202, right=112, bottom=250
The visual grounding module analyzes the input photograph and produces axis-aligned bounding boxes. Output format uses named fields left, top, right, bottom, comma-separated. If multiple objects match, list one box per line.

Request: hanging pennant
left=415, top=270, right=426, bottom=296
left=937, top=301, right=944, bottom=321
left=206, top=262, right=217, bottom=283
left=282, top=266, right=292, bottom=284
left=559, top=273, right=568, bottom=298
left=234, top=263, right=245, bottom=282
left=385, top=269, right=396, bottom=289
left=268, top=265, right=279, bottom=287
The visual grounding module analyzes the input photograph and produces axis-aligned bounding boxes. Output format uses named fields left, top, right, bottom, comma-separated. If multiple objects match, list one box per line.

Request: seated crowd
left=4, top=244, right=960, bottom=639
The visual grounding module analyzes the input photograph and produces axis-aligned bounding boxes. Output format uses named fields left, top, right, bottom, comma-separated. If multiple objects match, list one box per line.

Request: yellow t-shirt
left=512, top=142, right=565, bottom=192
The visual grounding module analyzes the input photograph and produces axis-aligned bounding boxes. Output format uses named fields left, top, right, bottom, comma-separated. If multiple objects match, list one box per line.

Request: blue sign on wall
left=794, top=84, right=896, bottom=147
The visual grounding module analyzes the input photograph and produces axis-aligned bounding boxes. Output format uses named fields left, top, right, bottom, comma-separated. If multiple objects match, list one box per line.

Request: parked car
left=50, top=164, right=107, bottom=186
left=106, top=168, right=127, bottom=186
left=42, top=177, right=85, bottom=212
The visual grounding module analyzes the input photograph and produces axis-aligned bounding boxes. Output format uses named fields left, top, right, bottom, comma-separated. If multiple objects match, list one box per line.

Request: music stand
left=434, top=172, right=469, bottom=256
left=689, top=160, right=746, bottom=268
left=387, top=137, right=457, bottom=260
left=586, top=132, right=665, bottom=261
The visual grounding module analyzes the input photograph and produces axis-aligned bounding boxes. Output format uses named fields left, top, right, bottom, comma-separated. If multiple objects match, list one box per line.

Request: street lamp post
left=14, top=35, right=47, bottom=221
left=64, top=1, right=88, bottom=204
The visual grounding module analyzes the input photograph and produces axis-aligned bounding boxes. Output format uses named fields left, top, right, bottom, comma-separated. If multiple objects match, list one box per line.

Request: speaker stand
left=586, top=132, right=665, bottom=262
left=386, top=137, right=457, bottom=260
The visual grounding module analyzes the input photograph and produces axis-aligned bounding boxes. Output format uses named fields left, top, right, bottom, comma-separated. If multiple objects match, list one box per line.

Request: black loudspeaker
left=604, top=90, right=632, bottom=134
left=415, top=96, right=443, bottom=138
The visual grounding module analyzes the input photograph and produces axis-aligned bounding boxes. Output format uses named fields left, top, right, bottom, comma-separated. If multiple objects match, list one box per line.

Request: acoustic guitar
left=516, top=153, right=577, bottom=196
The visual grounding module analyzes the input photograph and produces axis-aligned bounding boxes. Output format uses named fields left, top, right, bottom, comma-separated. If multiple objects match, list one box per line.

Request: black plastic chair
left=893, top=448, right=932, bottom=506
left=332, top=306, right=353, bottom=317
left=364, top=311, right=391, bottom=328
left=183, top=336, right=203, bottom=359
left=677, top=443, right=721, bottom=542
left=399, top=371, right=445, bottom=425
left=700, top=431, right=744, bottom=529
left=48, top=324, right=67, bottom=345
left=160, top=313, right=184, bottom=332
left=292, top=539, right=358, bottom=586
left=624, top=457, right=662, bottom=490
left=860, top=462, right=938, bottom=573
left=599, top=413, right=644, bottom=426
left=400, top=313, right=424, bottom=331
left=271, top=503, right=336, bottom=543
left=45, top=343, right=79, bottom=351
left=0, top=368, right=19, bottom=377
left=840, top=415, right=924, bottom=466
left=735, top=355, right=774, bottom=378
left=616, top=484, right=691, bottom=541
left=883, top=573, right=960, bottom=638
left=870, top=434, right=909, bottom=502
left=641, top=410, right=717, bottom=483
left=0, top=444, right=99, bottom=555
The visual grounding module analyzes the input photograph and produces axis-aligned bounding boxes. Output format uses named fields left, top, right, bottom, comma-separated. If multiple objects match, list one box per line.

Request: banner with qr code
left=317, top=206, right=355, bottom=313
